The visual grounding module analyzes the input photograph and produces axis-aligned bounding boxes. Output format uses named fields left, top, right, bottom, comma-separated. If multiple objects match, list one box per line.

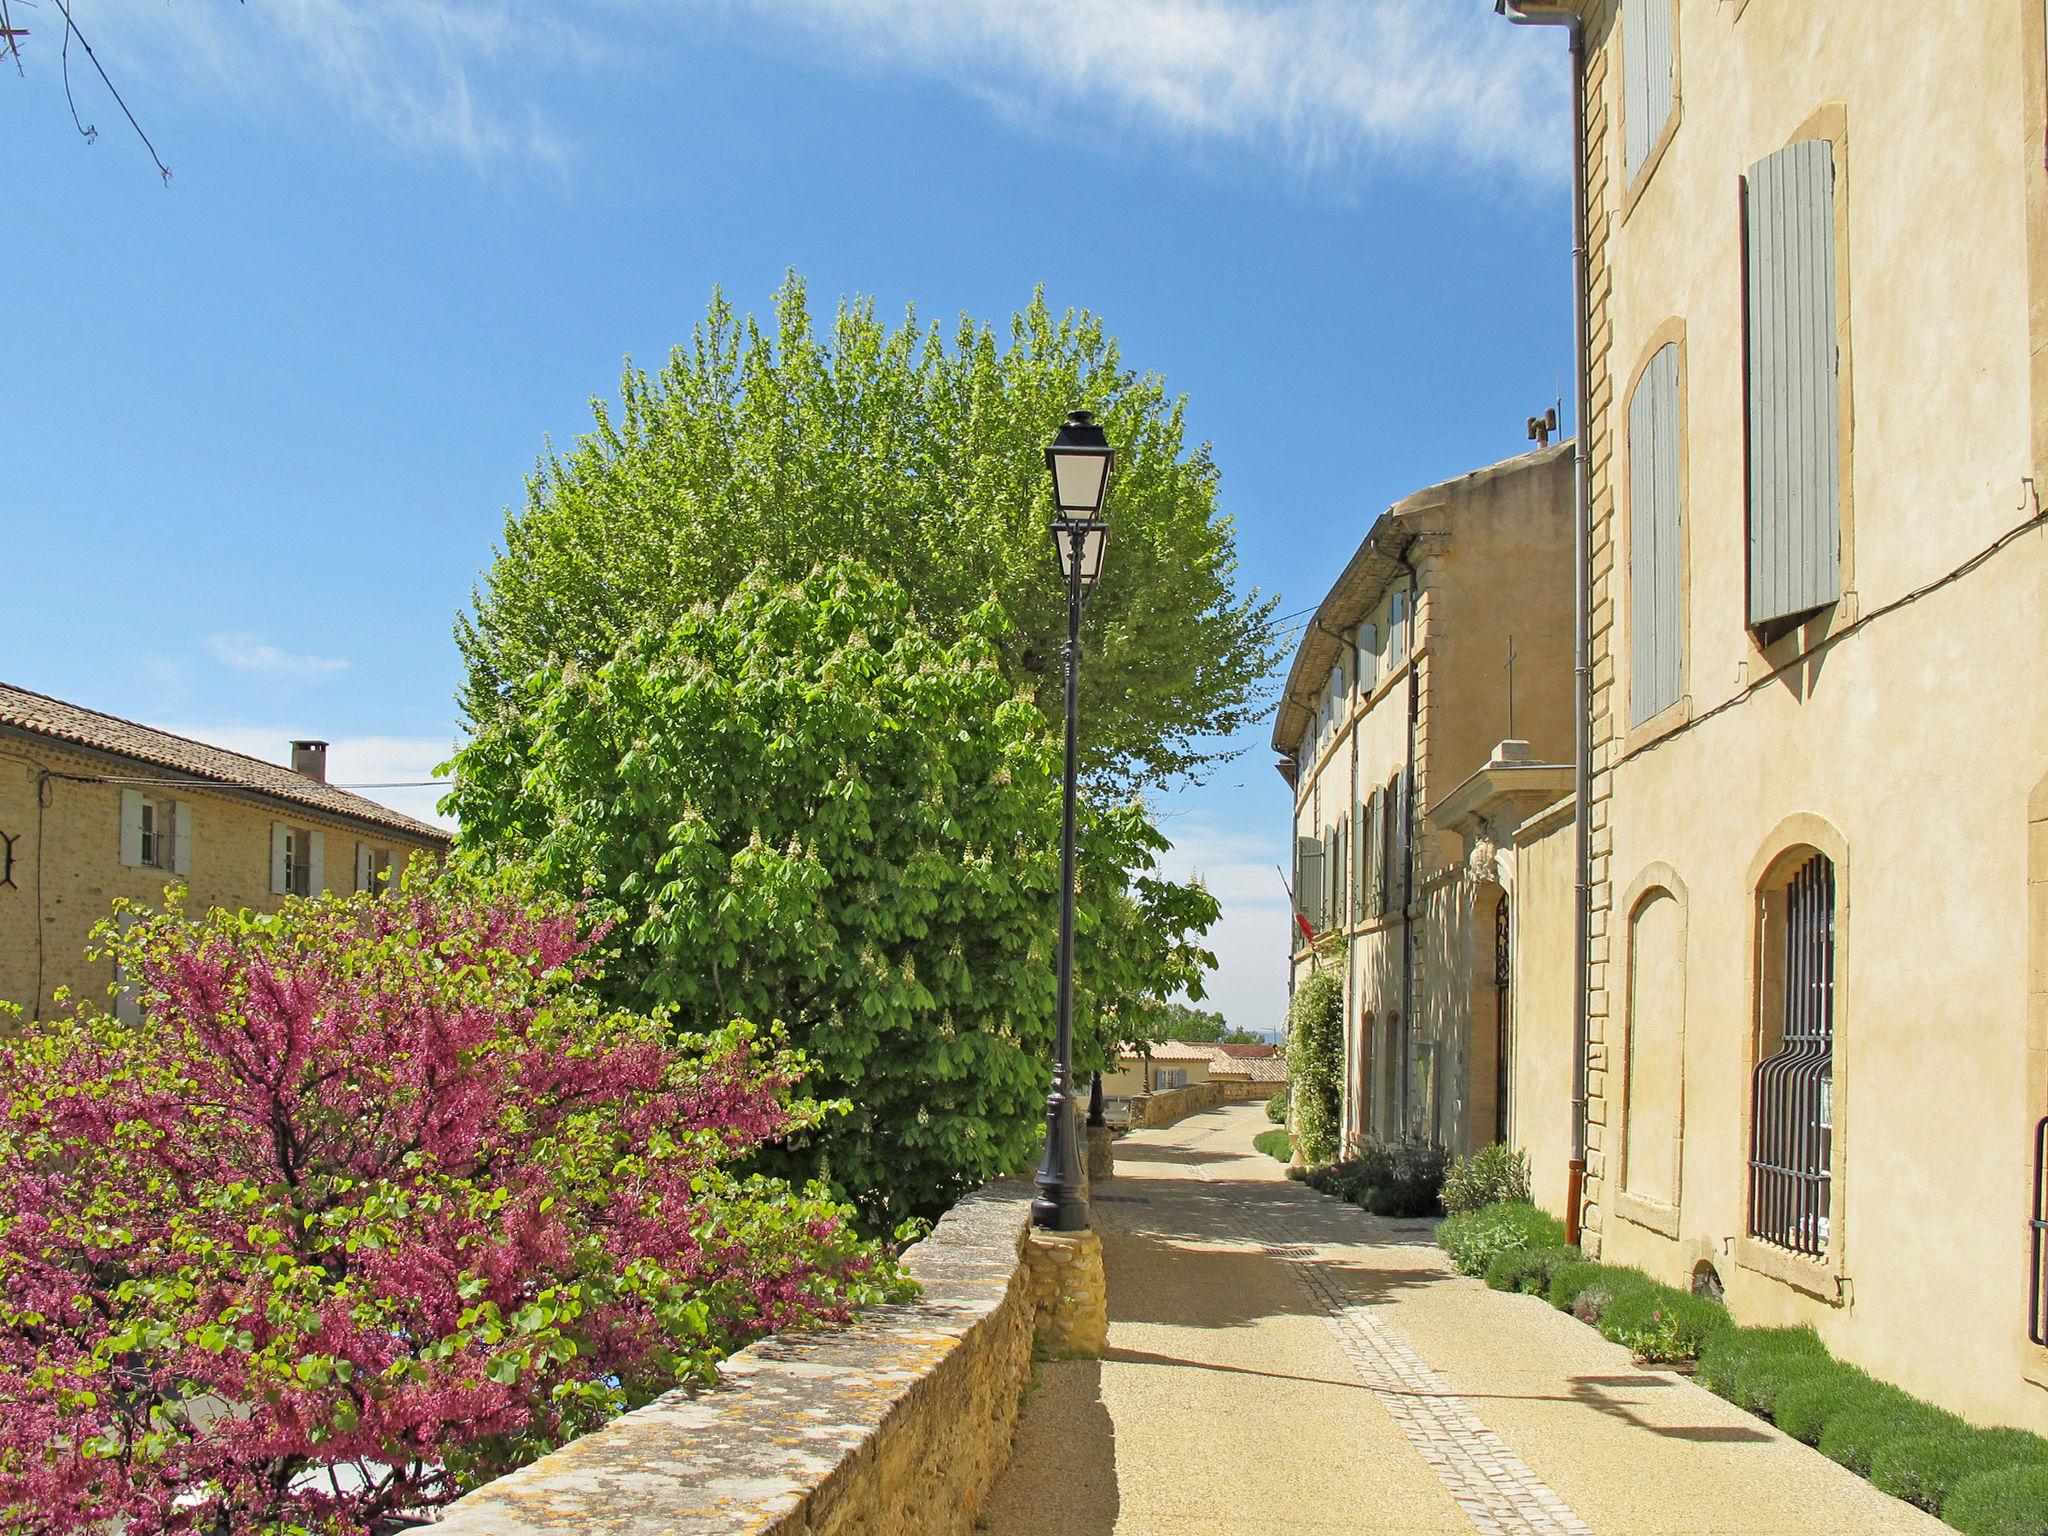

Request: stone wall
left=431, top=1182, right=1039, bottom=1536
left=1129, top=1080, right=1229, bottom=1128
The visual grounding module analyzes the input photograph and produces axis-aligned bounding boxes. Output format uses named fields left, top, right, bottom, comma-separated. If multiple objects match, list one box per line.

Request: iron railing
left=2031, top=1117, right=2048, bottom=1346
left=1495, top=896, right=1512, bottom=1144
left=1748, top=853, right=1835, bottom=1257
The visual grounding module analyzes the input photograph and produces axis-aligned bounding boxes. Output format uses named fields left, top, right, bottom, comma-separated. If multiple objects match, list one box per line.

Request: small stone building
left=0, top=682, right=451, bottom=1020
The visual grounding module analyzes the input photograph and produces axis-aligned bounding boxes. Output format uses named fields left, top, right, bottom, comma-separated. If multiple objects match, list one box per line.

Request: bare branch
left=47, top=0, right=171, bottom=183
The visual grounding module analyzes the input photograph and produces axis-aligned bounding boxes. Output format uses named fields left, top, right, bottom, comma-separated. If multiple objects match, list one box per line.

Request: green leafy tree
left=447, top=563, right=1216, bottom=1228
left=456, top=273, right=1281, bottom=792
left=1139, top=999, right=1262, bottom=1044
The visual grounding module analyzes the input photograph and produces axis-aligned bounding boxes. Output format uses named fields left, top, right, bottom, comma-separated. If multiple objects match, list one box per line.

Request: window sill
left=1731, top=1235, right=1846, bottom=1305
left=1621, top=99, right=1684, bottom=227
left=1615, top=1191, right=1682, bottom=1239
left=1622, top=693, right=1692, bottom=757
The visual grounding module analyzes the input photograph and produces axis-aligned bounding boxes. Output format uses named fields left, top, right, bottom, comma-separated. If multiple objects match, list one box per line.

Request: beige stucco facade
left=1552, top=0, right=2048, bottom=1431
left=0, top=720, right=448, bottom=1021
left=1275, top=444, right=1575, bottom=1160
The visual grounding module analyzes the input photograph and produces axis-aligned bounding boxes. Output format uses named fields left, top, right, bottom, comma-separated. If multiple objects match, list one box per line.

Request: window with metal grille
left=1748, top=853, right=1836, bottom=1256
left=2031, top=1117, right=2048, bottom=1345
left=1495, top=896, right=1512, bottom=1145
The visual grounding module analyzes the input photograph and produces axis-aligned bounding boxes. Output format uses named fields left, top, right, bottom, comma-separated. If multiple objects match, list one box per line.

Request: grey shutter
left=1366, top=788, right=1385, bottom=917
left=171, top=801, right=193, bottom=878
left=1629, top=343, right=1684, bottom=722
left=270, top=823, right=290, bottom=895
left=356, top=841, right=373, bottom=892
left=1746, top=139, right=1843, bottom=628
left=1623, top=0, right=1676, bottom=181
left=308, top=830, right=326, bottom=895
left=119, top=789, right=144, bottom=868
left=1358, top=623, right=1378, bottom=691
left=1295, top=837, right=1325, bottom=932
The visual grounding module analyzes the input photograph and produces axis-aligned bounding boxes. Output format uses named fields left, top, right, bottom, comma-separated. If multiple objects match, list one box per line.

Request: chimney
left=291, top=739, right=329, bottom=784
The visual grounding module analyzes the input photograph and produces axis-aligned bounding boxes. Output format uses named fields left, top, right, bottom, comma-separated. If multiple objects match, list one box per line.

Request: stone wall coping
left=430, top=1180, right=1036, bottom=1536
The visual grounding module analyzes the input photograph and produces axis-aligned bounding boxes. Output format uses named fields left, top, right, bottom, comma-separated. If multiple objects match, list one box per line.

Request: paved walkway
left=979, top=1104, right=1942, bottom=1536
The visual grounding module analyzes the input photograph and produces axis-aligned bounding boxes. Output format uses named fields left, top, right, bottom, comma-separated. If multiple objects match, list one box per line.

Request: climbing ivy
left=1287, top=958, right=1345, bottom=1165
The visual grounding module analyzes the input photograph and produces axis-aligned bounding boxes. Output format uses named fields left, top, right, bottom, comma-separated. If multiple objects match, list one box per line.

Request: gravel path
left=977, top=1103, right=1942, bottom=1536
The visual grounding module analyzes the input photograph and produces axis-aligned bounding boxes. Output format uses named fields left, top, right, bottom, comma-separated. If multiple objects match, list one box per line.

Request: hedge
left=1435, top=1221, right=2048, bottom=1533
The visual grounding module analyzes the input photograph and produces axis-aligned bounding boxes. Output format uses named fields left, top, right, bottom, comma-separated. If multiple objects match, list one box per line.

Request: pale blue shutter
left=1630, top=343, right=1683, bottom=722
left=1623, top=0, right=1676, bottom=181
left=1296, top=836, right=1325, bottom=932
left=1746, top=139, right=1842, bottom=628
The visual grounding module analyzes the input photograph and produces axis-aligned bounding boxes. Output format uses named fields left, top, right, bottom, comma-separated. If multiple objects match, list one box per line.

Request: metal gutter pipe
left=1498, top=0, right=1592, bottom=1244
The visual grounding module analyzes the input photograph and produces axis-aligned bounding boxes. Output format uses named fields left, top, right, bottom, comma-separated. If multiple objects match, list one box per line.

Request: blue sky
left=6, top=0, right=1573, bottom=1037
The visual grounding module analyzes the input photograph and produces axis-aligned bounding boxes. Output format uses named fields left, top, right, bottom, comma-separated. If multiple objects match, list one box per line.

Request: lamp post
left=1033, top=408, right=1115, bottom=1232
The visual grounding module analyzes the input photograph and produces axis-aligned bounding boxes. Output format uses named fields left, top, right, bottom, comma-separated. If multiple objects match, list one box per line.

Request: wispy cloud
left=147, top=722, right=460, bottom=830
left=727, top=0, right=1567, bottom=181
left=1155, top=816, right=1293, bottom=1034
left=77, top=0, right=1561, bottom=181
left=204, top=633, right=351, bottom=680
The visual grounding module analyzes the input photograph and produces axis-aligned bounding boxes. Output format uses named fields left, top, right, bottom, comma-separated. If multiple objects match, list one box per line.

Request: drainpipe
left=1379, top=537, right=1422, bottom=1141
left=1499, top=0, right=1592, bottom=1245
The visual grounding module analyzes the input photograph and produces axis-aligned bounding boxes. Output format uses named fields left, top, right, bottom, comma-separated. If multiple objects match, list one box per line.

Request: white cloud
left=729, top=0, right=1567, bottom=181
left=204, top=634, right=351, bottom=680
left=1155, top=816, right=1293, bottom=1037
left=75, top=0, right=1562, bottom=181
left=147, top=722, right=460, bottom=830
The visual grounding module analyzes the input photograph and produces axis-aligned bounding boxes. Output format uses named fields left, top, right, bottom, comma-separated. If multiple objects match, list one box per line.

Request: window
left=1357, top=622, right=1379, bottom=695
left=356, top=842, right=397, bottom=894
left=1379, top=775, right=1404, bottom=915
left=1389, top=590, right=1408, bottom=666
left=1749, top=852, right=1836, bottom=1256
left=1364, top=786, right=1385, bottom=917
left=119, top=790, right=190, bottom=876
left=271, top=823, right=324, bottom=898
left=1295, top=834, right=1326, bottom=935
left=1630, top=342, right=1684, bottom=722
left=1744, top=139, right=1843, bottom=632
left=1622, top=0, right=1676, bottom=183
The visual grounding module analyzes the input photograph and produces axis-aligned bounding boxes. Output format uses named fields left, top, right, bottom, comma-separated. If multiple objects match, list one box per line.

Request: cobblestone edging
left=431, top=1181, right=1037, bottom=1536
left=1179, top=1131, right=1594, bottom=1536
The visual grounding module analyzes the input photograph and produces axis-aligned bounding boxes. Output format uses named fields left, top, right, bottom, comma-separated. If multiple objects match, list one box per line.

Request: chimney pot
left=291, top=739, right=330, bottom=784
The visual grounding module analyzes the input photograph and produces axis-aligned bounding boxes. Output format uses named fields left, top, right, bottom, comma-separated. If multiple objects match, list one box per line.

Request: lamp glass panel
left=1051, top=451, right=1111, bottom=516
left=1056, top=523, right=1108, bottom=584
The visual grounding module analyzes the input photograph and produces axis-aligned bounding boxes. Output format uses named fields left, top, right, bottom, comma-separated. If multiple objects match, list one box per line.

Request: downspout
left=1499, top=0, right=1592, bottom=1245
left=1387, top=539, right=1421, bottom=1140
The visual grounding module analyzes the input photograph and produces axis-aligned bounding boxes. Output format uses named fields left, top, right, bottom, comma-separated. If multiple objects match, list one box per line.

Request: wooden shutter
left=119, top=789, right=144, bottom=868
left=1296, top=836, right=1325, bottom=931
left=270, top=823, right=290, bottom=895
left=356, top=841, right=373, bottom=892
left=1623, top=0, right=1676, bottom=181
left=308, top=830, right=326, bottom=895
left=1368, top=786, right=1384, bottom=921
left=1629, top=342, right=1684, bottom=722
left=1745, top=139, right=1843, bottom=629
left=171, top=801, right=193, bottom=877
left=1357, top=623, right=1378, bottom=691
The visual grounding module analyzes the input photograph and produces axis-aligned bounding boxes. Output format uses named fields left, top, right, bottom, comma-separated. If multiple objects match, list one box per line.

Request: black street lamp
left=1033, top=408, right=1115, bottom=1232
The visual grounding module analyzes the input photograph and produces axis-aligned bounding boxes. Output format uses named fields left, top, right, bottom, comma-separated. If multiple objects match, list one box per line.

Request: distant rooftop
left=0, top=681, right=451, bottom=844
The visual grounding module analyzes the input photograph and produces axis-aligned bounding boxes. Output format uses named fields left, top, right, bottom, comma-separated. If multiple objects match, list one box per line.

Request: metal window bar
left=2031, top=1117, right=2048, bottom=1346
left=1748, top=854, right=1835, bottom=1256
left=1495, top=897, right=1512, bottom=1145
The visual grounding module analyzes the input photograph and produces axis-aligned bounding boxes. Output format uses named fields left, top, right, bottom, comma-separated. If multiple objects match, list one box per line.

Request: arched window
left=1749, top=852, right=1837, bottom=1256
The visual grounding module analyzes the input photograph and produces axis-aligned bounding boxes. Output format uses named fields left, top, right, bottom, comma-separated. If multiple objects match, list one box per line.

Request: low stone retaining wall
left=432, top=1181, right=1038, bottom=1536
left=1217, top=1078, right=1282, bottom=1105
left=1129, top=1081, right=1228, bottom=1128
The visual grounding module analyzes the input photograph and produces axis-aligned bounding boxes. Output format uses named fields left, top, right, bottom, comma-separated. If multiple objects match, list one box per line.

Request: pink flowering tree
left=0, top=882, right=907, bottom=1535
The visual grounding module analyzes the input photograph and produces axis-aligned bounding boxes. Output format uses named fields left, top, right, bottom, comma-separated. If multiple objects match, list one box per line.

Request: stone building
left=1505, top=0, right=2048, bottom=1430
left=0, top=682, right=451, bottom=1021
left=1273, top=443, right=1574, bottom=1160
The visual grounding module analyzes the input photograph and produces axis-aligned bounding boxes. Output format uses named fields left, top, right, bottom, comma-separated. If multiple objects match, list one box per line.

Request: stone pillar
left=1127, top=1094, right=1152, bottom=1129
left=1022, top=1228, right=1108, bottom=1358
left=1085, top=1124, right=1115, bottom=1183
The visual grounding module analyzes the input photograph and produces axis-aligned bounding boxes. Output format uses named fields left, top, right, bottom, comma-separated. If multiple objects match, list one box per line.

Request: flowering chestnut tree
left=0, top=884, right=904, bottom=1535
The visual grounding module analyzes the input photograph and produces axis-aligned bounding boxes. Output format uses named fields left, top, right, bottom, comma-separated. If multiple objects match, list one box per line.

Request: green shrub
left=1695, top=1325, right=1828, bottom=1400
left=1818, top=1392, right=1964, bottom=1479
left=1441, top=1143, right=1532, bottom=1215
left=1769, top=1363, right=1881, bottom=1444
left=1873, top=1426, right=2048, bottom=1515
left=1595, top=1283, right=1730, bottom=1363
left=1287, top=967, right=1345, bottom=1164
left=1483, top=1243, right=1581, bottom=1296
left=1945, top=1462, right=2048, bottom=1535
left=1438, top=1201, right=1566, bottom=1277
left=1253, top=1128, right=1292, bottom=1163
left=1558, top=1264, right=1652, bottom=1325
left=1265, top=1089, right=1289, bottom=1125
left=1306, top=1140, right=1448, bottom=1217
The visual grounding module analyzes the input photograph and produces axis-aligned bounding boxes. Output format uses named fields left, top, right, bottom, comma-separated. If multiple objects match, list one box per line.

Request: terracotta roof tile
left=0, top=681, right=451, bottom=844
